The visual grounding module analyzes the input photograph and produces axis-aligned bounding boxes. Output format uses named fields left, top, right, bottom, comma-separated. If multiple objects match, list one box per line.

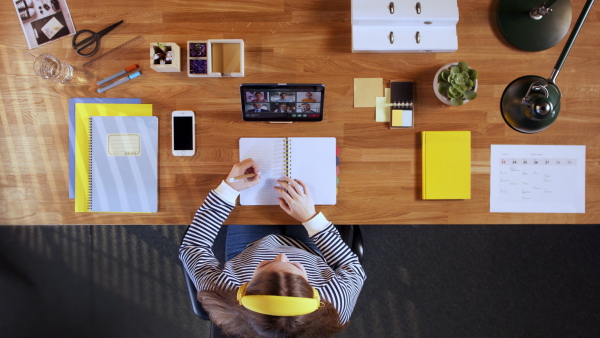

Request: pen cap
left=129, top=70, right=142, bottom=79
left=125, top=64, right=139, bottom=72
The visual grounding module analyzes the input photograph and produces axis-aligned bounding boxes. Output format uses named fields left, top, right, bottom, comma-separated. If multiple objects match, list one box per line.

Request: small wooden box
left=150, top=43, right=181, bottom=72
left=187, top=39, right=244, bottom=77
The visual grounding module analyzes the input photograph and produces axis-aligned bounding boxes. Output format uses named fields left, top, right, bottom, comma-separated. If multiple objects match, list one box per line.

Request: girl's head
left=198, top=254, right=347, bottom=337
left=241, top=253, right=318, bottom=316
left=239, top=271, right=320, bottom=317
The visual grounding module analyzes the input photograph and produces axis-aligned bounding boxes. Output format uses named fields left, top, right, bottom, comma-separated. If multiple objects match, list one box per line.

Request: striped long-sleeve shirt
left=179, top=182, right=366, bottom=324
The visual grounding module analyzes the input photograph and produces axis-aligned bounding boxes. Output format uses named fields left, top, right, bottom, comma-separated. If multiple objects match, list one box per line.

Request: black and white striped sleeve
left=179, top=184, right=237, bottom=291
left=311, top=222, right=367, bottom=323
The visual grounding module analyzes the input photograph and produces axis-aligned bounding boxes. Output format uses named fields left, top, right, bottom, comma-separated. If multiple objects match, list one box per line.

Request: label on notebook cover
left=107, top=134, right=141, bottom=156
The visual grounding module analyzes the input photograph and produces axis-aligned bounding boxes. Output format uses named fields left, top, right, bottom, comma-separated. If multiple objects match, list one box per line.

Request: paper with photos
left=41, top=17, right=64, bottom=39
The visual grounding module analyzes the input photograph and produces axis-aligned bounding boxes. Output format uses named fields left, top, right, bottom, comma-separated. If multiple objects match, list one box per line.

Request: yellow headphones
left=237, top=282, right=323, bottom=316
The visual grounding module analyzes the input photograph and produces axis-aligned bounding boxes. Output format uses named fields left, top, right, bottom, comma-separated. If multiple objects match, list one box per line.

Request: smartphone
left=172, top=111, right=195, bottom=156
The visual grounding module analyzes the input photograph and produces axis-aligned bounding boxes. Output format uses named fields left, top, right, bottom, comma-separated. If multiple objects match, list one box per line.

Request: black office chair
left=181, top=224, right=364, bottom=338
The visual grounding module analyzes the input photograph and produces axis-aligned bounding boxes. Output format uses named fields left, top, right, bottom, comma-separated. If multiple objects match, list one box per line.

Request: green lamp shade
left=498, top=0, right=572, bottom=51
left=500, top=76, right=561, bottom=133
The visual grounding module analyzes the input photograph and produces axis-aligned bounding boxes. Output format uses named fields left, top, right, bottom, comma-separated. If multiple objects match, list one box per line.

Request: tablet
left=241, top=83, right=325, bottom=122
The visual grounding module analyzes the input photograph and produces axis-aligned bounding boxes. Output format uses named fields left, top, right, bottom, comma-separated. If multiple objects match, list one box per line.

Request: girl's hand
left=225, top=158, right=261, bottom=191
left=274, top=178, right=317, bottom=223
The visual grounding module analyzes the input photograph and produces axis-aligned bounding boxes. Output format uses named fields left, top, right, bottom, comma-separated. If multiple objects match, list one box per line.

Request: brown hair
left=198, top=271, right=348, bottom=337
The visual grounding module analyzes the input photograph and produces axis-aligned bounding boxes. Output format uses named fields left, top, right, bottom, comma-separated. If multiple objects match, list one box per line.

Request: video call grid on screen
left=241, top=84, right=325, bottom=121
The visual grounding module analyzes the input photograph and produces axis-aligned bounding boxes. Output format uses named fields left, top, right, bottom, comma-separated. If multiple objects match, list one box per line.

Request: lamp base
left=498, top=0, right=572, bottom=51
left=500, top=75, right=561, bottom=133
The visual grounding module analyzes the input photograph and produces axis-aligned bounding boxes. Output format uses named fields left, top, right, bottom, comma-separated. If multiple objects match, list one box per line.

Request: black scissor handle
left=72, top=30, right=100, bottom=57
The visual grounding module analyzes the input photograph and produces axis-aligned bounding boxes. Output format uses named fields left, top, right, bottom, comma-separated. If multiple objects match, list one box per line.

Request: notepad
left=422, top=131, right=471, bottom=199
left=239, top=137, right=337, bottom=205
left=389, top=80, right=414, bottom=128
left=74, top=103, right=153, bottom=212
left=88, top=116, right=158, bottom=212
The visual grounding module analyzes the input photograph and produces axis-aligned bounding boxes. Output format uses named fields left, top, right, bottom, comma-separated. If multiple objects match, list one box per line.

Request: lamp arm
left=549, top=0, right=595, bottom=84
left=544, top=0, right=559, bottom=9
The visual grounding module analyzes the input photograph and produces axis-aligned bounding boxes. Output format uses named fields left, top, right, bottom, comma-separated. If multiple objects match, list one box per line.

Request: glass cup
left=33, top=54, right=75, bottom=83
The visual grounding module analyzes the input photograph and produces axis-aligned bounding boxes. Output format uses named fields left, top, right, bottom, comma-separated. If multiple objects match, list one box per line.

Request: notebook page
left=239, top=138, right=286, bottom=205
left=289, top=137, right=337, bottom=205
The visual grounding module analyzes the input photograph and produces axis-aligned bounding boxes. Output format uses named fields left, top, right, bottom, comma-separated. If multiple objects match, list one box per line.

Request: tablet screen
left=240, top=83, right=325, bottom=122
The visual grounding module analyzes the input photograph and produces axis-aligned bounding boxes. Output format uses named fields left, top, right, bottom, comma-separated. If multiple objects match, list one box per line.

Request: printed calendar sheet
left=490, top=145, right=586, bottom=213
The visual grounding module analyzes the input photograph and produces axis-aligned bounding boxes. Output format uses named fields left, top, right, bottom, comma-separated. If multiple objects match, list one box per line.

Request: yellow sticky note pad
left=354, top=78, right=383, bottom=108
left=391, top=109, right=403, bottom=126
left=390, top=109, right=413, bottom=128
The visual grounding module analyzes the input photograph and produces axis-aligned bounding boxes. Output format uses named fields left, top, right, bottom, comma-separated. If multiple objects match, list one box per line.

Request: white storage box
left=351, top=0, right=459, bottom=53
left=352, top=25, right=458, bottom=53
left=352, top=0, right=458, bottom=26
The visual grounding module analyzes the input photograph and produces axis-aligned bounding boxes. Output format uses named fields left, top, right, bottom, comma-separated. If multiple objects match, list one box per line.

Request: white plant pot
left=433, top=62, right=478, bottom=106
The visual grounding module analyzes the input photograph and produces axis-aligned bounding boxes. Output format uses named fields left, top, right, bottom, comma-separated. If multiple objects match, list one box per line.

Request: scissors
left=72, top=20, right=123, bottom=57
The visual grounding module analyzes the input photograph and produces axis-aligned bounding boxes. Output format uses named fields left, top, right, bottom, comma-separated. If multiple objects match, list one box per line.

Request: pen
left=97, top=70, right=141, bottom=93
left=228, top=173, right=260, bottom=182
left=95, top=64, right=138, bottom=86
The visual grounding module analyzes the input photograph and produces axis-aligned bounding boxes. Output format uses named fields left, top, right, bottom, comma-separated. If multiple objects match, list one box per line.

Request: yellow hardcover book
left=422, top=131, right=471, bottom=200
left=74, top=103, right=153, bottom=212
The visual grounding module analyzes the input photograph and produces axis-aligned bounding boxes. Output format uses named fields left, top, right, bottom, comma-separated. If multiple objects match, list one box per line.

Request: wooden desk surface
left=1, top=0, right=599, bottom=225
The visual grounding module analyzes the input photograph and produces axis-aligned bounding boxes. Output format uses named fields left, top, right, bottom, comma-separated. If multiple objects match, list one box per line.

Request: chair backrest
left=181, top=263, right=211, bottom=320
left=181, top=224, right=364, bottom=321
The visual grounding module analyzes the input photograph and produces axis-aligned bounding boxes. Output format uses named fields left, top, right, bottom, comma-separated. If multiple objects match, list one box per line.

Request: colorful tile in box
left=189, top=42, right=207, bottom=57
left=190, top=59, right=208, bottom=74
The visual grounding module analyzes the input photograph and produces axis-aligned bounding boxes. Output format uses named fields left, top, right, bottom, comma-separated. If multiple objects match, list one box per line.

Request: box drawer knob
left=389, top=2, right=394, bottom=14
left=389, top=31, right=394, bottom=44
left=416, top=31, right=420, bottom=43
left=416, top=2, right=421, bottom=14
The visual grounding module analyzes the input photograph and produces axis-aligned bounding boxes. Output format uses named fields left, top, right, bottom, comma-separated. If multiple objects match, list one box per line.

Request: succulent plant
left=437, top=61, right=478, bottom=106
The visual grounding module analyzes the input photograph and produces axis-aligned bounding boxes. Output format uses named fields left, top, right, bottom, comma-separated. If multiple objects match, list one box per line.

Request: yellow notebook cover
left=422, top=131, right=471, bottom=200
left=74, top=103, right=153, bottom=212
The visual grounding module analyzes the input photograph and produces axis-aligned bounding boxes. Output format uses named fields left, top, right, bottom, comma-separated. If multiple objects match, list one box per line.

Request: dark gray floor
left=1, top=224, right=599, bottom=338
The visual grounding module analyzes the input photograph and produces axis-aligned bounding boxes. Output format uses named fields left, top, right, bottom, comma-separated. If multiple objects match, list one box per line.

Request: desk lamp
left=498, top=0, right=572, bottom=51
left=499, top=0, right=594, bottom=134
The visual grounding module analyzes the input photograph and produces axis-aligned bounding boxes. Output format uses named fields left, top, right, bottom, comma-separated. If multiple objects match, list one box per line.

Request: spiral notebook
left=239, top=137, right=337, bottom=205
left=87, top=116, right=158, bottom=212
left=68, top=98, right=142, bottom=199
left=74, top=103, right=153, bottom=212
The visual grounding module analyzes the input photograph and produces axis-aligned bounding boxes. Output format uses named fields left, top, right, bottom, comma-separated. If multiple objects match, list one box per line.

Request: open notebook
left=239, top=137, right=337, bottom=205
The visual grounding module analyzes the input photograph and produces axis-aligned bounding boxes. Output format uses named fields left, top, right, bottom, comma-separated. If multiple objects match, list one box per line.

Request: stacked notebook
left=69, top=98, right=141, bottom=199
left=238, top=137, right=337, bottom=205
left=70, top=100, right=158, bottom=212
left=421, top=131, right=471, bottom=200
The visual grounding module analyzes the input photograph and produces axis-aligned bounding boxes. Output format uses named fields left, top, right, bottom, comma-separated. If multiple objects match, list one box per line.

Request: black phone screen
left=173, top=116, right=194, bottom=150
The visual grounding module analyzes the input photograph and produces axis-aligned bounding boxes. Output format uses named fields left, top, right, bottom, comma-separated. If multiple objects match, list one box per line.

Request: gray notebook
left=89, top=116, right=158, bottom=212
